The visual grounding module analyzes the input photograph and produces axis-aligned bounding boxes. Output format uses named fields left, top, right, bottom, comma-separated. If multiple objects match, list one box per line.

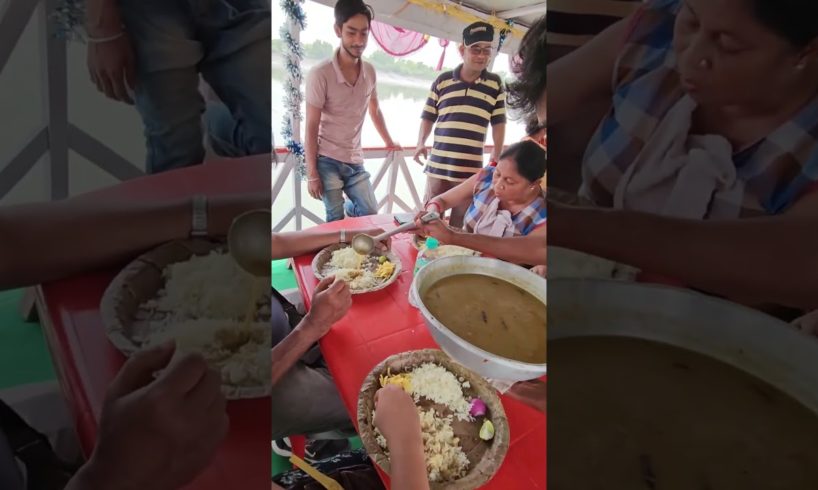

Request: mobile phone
left=393, top=213, right=415, bottom=226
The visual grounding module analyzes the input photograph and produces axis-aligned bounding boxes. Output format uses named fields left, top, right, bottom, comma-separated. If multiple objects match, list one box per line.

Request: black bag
left=273, top=448, right=385, bottom=490
left=272, top=287, right=304, bottom=330
left=0, top=399, right=78, bottom=490
left=292, top=465, right=384, bottom=490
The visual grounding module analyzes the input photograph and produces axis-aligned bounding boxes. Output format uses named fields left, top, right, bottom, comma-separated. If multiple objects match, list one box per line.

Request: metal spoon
left=351, top=211, right=440, bottom=255
left=227, top=209, right=271, bottom=277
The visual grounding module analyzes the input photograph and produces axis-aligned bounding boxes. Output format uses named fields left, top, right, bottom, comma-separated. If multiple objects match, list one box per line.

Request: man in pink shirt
left=304, top=0, right=400, bottom=222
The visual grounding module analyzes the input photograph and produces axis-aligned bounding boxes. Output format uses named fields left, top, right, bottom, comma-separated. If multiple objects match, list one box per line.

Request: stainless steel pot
left=549, top=278, right=818, bottom=413
left=411, top=256, right=547, bottom=382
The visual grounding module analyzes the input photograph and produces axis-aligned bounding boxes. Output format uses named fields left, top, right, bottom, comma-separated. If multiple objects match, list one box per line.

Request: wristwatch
left=339, top=229, right=346, bottom=243
left=191, top=195, right=208, bottom=237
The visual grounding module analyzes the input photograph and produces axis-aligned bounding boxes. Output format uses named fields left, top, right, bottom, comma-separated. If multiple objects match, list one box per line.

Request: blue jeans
left=119, top=0, right=271, bottom=173
left=317, top=156, right=379, bottom=222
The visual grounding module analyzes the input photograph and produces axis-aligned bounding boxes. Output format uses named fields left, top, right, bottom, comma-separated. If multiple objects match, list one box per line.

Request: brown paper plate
left=311, top=243, right=402, bottom=294
left=357, top=349, right=510, bottom=489
left=99, top=238, right=271, bottom=400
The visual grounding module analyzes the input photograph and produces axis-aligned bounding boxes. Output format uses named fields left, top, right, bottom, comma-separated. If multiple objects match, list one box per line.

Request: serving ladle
left=351, top=211, right=440, bottom=255
left=227, top=209, right=272, bottom=277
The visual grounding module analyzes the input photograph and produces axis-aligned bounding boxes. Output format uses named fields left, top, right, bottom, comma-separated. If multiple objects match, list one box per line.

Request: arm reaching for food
left=548, top=194, right=818, bottom=310
left=374, top=385, right=431, bottom=490
left=271, top=227, right=390, bottom=260
left=0, top=193, right=268, bottom=291
left=271, top=276, right=351, bottom=386
left=415, top=218, right=546, bottom=265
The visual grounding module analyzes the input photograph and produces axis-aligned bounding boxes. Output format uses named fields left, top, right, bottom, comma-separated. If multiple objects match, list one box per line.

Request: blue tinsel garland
left=52, top=0, right=86, bottom=41
left=280, top=0, right=307, bottom=179
left=497, top=20, right=514, bottom=53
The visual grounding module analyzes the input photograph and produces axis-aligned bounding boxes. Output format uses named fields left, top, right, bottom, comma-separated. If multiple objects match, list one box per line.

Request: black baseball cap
left=463, top=21, right=494, bottom=46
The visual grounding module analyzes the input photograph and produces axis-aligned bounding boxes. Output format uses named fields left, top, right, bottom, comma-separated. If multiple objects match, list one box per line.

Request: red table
left=292, top=215, right=547, bottom=489
left=35, top=156, right=272, bottom=490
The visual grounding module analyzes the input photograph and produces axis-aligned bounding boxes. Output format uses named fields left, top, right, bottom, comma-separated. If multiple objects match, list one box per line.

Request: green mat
left=272, top=259, right=298, bottom=290
left=0, top=289, right=56, bottom=390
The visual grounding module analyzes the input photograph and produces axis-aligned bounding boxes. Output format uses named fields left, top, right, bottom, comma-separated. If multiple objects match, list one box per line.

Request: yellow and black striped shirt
left=421, top=66, right=506, bottom=182
left=547, top=0, right=643, bottom=61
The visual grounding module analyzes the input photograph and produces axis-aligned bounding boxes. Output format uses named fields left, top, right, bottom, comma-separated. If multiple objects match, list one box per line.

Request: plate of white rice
left=357, top=349, right=509, bottom=489
left=311, top=243, right=402, bottom=294
left=100, top=239, right=271, bottom=400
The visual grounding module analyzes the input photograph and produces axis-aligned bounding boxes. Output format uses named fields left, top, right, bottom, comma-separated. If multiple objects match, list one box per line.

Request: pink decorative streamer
left=436, top=38, right=449, bottom=71
left=371, top=20, right=430, bottom=56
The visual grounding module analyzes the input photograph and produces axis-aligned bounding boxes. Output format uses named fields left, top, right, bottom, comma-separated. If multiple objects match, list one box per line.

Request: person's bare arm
left=270, top=315, right=328, bottom=386
left=0, top=194, right=266, bottom=290
left=413, top=118, right=435, bottom=165
left=304, top=103, right=322, bottom=170
left=416, top=219, right=546, bottom=265
left=84, top=0, right=136, bottom=103
left=450, top=226, right=546, bottom=264
left=369, top=95, right=398, bottom=149
left=546, top=16, right=630, bottom=127
left=271, top=227, right=388, bottom=260
left=272, top=277, right=351, bottom=385
left=84, top=0, right=122, bottom=36
left=389, top=433, right=430, bottom=490
left=548, top=193, right=818, bottom=309
left=272, top=230, right=342, bottom=260
left=304, top=102, right=323, bottom=199
left=489, top=123, right=506, bottom=162
left=374, top=386, right=431, bottom=490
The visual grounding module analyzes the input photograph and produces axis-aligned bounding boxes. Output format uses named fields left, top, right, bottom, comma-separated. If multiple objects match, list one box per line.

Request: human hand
left=307, top=177, right=324, bottom=200
left=87, top=34, right=136, bottom=105
left=415, top=217, right=456, bottom=244
left=374, top=384, right=422, bottom=445
left=301, top=276, right=352, bottom=340
left=531, top=265, right=546, bottom=278
left=80, top=342, right=228, bottom=490
left=413, top=145, right=428, bottom=165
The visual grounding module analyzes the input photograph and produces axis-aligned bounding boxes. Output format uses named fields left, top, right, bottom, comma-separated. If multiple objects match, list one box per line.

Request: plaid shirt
left=463, top=166, right=547, bottom=236
left=580, top=0, right=818, bottom=215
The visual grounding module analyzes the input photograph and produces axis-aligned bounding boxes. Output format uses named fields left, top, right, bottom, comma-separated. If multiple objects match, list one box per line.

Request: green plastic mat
left=272, top=259, right=298, bottom=290
left=0, top=289, right=56, bottom=390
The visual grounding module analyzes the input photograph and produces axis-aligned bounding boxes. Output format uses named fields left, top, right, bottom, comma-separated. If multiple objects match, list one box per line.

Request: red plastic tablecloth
left=292, top=215, right=546, bottom=489
left=35, top=156, right=272, bottom=490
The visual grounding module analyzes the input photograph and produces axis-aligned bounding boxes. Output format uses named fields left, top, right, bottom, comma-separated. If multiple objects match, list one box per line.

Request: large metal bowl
left=411, top=256, right=547, bottom=382
left=549, top=278, right=818, bottom=413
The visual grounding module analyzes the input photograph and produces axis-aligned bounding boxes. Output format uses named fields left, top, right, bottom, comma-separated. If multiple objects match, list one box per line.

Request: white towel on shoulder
left=472, top=197, right=516, bottom=237
left=613, top=95, right=745, bottom=219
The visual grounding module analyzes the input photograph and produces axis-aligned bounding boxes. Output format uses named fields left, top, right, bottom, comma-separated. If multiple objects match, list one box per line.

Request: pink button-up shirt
left=305, top=48, right=378, bottom=165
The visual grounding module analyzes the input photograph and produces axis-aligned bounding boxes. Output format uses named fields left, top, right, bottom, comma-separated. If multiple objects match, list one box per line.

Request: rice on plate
left=358, top=349, right=509, bottom=489
left=312, top=243, right=402, bottom=293
left=138, top=250, right=271, bottom=396
left=101, top=241, right=272, bottom=399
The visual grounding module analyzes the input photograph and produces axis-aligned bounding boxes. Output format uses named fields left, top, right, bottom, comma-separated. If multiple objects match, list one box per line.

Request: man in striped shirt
left=547, top=0, right=643, bottom=62
left=413, top=22, right=506, bottom=228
